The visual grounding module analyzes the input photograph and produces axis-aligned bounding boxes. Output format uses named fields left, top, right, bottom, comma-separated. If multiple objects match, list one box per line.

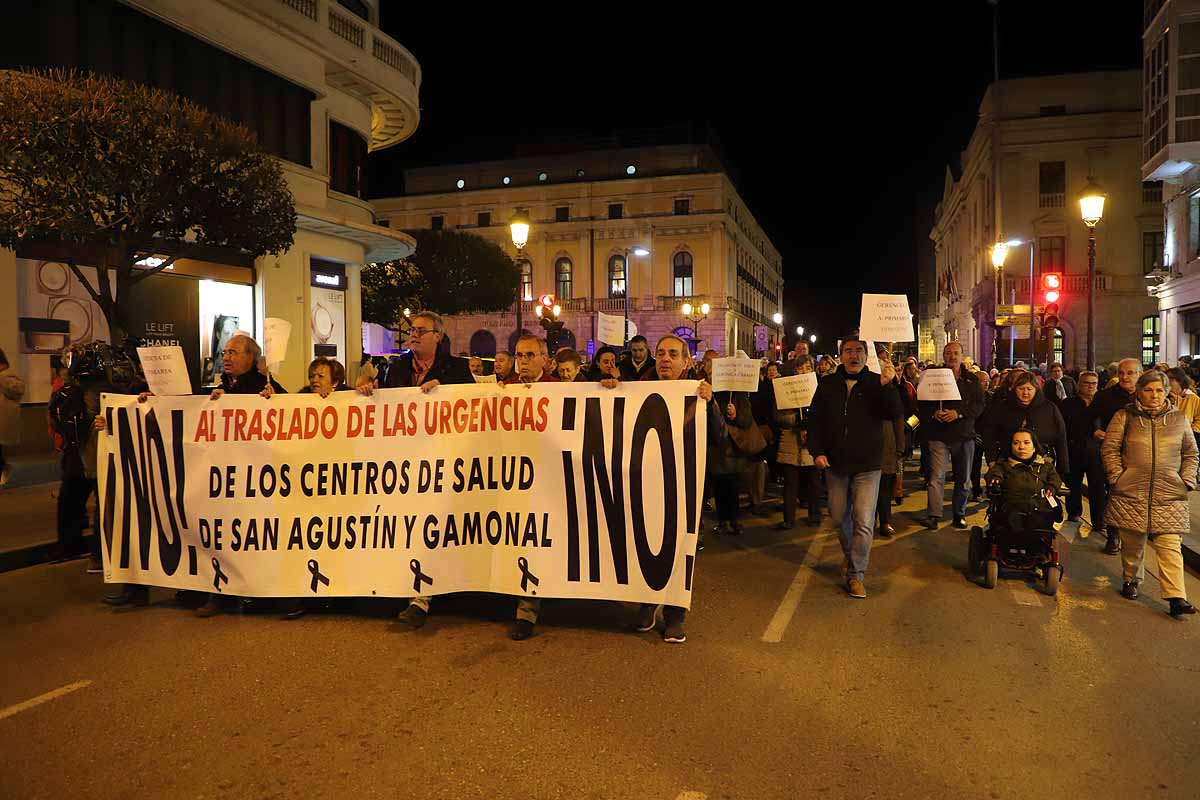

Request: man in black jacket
left=618, top=335, right=655, bottom=381
left=807, top=337, right=903, bottom=599
left=1090, top=357, right=1140, bottom=554
left=1060, top=371, right=1107, bottom=532
left=356, top=311, right=475, bottom=626
left=919, top=342, right=986, bottom=530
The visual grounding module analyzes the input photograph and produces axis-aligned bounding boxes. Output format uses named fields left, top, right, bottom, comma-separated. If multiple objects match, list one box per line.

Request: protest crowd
left=39, top=305, right=1200, bottom=647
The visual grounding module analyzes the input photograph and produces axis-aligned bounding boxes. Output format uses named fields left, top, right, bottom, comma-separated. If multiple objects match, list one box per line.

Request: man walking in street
left=920, top=341, right=985, bottom=530
left=1045, top=362, right=1075, bottom=406
left=1091, top=358, right=1140, bottom=554
left=1060, top=371, right=1107, bottom=532
left=807, top=337, right=903, bottom=598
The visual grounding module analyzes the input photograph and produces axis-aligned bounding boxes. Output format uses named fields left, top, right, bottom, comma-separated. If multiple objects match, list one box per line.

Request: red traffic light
left=775, top=343, right=782, bottom=352
left=1045, top=289, right=1060, bottom=303
left=1041, top=272, right=1062, bottom=290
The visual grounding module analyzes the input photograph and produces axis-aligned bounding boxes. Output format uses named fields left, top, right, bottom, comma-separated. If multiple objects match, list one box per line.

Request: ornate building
left=372, top=142, right=784, bottom=358
left=926, top=71, right=1159, bottom=369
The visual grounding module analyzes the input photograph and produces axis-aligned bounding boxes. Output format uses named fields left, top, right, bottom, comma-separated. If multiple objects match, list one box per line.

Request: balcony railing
left=283, top=0, right=317, bottom=20
left=275, top=0, right=420, bottom=82
left=1015, top=275, right=1110, bottom=293
left=1143, top=181, right=1164, bottom=203
left=595, top=298, right=628, bottom=312
left=328, top=6, right=365, bottom=48
left=1038, top=193, right=1065, bottom=209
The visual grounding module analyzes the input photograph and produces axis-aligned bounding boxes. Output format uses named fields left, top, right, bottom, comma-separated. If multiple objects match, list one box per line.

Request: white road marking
left=761, top=533, right=831, bottom=643
left=1007, top=579, right=1045, bottom=607
left=0, top=680, right=92, bottom=722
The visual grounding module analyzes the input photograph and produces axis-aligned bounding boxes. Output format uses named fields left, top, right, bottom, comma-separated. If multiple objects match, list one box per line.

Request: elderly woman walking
left=1101, top=370, right=1199, bottom=618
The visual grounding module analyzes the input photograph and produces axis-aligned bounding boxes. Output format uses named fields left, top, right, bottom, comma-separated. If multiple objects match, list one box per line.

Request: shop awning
left=296, top=210, right=416, bottom=263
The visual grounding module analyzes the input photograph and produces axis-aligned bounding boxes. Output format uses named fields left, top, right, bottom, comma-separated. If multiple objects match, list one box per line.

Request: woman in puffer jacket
left=1102, top=370, right=1199, bottom=619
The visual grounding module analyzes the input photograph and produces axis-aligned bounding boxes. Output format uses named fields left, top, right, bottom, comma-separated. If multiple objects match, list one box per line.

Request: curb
left=1182, top=535, right=1200, bottom=574
left=0, top=534, right=95, bottom=574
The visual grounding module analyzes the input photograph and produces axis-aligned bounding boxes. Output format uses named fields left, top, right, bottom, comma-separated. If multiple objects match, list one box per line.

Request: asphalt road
left=1, top=489, right=1197, bottom=800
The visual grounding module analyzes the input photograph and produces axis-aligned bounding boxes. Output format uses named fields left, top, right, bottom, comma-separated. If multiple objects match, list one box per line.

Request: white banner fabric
left=97, top=382, right=707, bottom=608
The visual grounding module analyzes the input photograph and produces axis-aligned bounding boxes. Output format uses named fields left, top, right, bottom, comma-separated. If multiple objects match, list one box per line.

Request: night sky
left=373, top=1, right=1138, bottom=352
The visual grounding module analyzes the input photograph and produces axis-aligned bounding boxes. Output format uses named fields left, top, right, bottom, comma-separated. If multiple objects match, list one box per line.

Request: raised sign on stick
left=136, top=345, right=192, bottom=396
left=859, top=294, right=915, bottom=343
left=711, top=356, right=760, bottom=393
left=772, top=372, right=818, bottom=410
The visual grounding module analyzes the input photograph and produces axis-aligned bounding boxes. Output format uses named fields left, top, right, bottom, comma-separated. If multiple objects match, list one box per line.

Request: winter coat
left=219, top=369, right=286, bottom=395
left=709, top=392, right=755, bottom=475
left=1092, top=383, right=1135, bottom=432
left=1172, top=390, right=1200, bottom=433
left=880, top=412, right=904, bottom=476
left=985, top=455, right=1063, bottom=531
left=917, top=366, right=986, bottom=444
left=774, top=407, right=811, bottom=467
left=0, top=365, right=25, bottom=445
left=382, top=352, right=474, bottom=388
left=982, top=391, right=1070, bottom=475
left=1060, top=395, right=1102, bottom=469
left=806, top=365, right=904, bottom=475
left=1101, top=402, right=1199, bottom=535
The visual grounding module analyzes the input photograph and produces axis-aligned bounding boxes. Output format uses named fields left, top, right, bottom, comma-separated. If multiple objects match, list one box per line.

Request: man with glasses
left=504, top=333, right=560, bottom=386
left=356, top=311, right=472, bottom=628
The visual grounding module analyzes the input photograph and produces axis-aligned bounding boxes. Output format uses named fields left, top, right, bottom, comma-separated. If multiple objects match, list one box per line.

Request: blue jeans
left=825, top=470, right=881, bottom=582
left=926, top=439, right=974, bottom=520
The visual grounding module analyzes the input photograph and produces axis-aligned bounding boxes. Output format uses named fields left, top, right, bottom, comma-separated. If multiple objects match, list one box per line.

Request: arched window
left=555, top=257, right=573, bottom=299
left=518, top=259, right=532, bottom=302
left=673, top=251, right=693, bottom=297
left=608, top=255, right=626, bottom=298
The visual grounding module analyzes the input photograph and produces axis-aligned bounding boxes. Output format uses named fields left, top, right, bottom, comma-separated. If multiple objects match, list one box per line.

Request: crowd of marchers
left=17, top=313, right=1198, bottom=647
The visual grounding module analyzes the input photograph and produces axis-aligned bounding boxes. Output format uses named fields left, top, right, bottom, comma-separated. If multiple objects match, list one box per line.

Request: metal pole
left=1009, top=285, right=1015, bottom=366
left=1028, top=241, right=1036, bottom=364
left=623, top=247, right=630, bottom=347
left=991, top=266, right=1000, bottom=369
left=515, top=245, right=525, bottom=347
left=1087, top=226, right=1097, bottom=371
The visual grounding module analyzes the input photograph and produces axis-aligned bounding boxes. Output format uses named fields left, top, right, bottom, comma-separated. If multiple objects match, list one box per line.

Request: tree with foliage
left=361, top=229, right=520, bottom=328
left=0, top=69, right=296, bottom=342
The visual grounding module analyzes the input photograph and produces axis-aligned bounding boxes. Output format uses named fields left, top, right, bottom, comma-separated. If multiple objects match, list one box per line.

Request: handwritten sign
left=916, top=368, right=962, bottom=402
left=136, top=345, right=192, bottom=396
left=473, top=373, right=498, bottom=384
left=865, top=340, right=881, bottom=373
left=597, top=312, right=637, bottom=345
left=859, top=294, right=914, bottom=342
left=263, top=318, right=292, bottom=367
left=772, top=372, right=818, bottom=409
left=711, top=356, right=761, bottom=393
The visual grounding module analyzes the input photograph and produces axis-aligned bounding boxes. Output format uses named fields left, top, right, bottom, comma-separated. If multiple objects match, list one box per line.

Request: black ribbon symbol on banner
left=307, top=559, right=331, bottom=593
left=211, top=558, right=228, bottom=592
left=410, top=559, right=433, bottom=593
left=518, top=557, right=539, bottom=594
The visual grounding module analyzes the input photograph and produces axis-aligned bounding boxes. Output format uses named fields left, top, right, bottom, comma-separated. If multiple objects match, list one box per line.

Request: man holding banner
left=806, top=337, right=903, bottom=599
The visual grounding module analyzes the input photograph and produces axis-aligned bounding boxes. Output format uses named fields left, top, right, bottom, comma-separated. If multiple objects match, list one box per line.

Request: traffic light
left=1039, top=273, right=1062, bottom=341
left=536, top=294, right=564, bottom=349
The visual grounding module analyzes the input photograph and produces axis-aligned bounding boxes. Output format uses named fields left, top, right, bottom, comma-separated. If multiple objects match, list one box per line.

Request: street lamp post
left=681, top=301, right=711, bottom=355
left=623, top=245, right=650, bottom=347
left=772, top=311, right=783, bottom=356
left=510, top=209, right=531, bottom=348
left=991, top=240, right=1007, bottom=369
left=1079, top=177, right=1106, bottom=372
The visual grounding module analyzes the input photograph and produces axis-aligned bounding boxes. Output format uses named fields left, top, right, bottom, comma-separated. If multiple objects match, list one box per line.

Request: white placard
left=136, top=345, right=192, bottom=396
left=474, top=373, right=498, bottom=383
left=865, top=340, right=881, bottom=373
left=596, top=312, right=636, bottom=345
left=772, top=372, right=818, bottom=410
left=859, top=294, right=915, bottom=342
left=711, top=356, right=761, bottom=393
left=264, top=318, right=292, bottom=367
left=916, top=368, right=962, bottom=402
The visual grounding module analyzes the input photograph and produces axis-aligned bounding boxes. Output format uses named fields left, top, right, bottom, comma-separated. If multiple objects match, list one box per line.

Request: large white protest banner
left=136, top=346, right=192, bottom=396
left=859, top=294, right=915, bottom=343
left=97, top=382, right=707, bottom=608
left=710, top=356, right=760, bottom=393
left=596, top=312, right=636, bottom=345
left=772, top=373, right=818, bottom=410
left=916, top=368, right=962, bottom=402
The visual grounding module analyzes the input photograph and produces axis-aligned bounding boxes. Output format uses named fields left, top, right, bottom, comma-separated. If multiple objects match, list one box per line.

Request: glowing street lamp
left=510, top=209, right=532, bottom=342
left=1079, top=177, right=1106, bottom=370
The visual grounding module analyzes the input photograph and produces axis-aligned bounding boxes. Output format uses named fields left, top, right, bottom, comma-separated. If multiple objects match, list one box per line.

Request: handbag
left=728, top=421, right=767, bottom=456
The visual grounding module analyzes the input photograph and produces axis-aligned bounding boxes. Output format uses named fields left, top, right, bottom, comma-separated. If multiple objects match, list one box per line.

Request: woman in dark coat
left=982, top=371, right=1070, bottom=476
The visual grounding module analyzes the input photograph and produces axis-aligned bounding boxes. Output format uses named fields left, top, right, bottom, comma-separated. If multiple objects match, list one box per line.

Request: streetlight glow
left=1079, top=177, right=1106, bottom=227
left=552, top=304, right=561, bottom=317
left=809, top=334, right=817, bottom=343
left=796, top=326, right=804, bottom=336
left=681, top=302, right=693, bottom=315
left=772, top=312, right=783, bottom=325
left=631, top=246, right=650, bottom=257
left=509, top=209, right=531, bottom=248
left=700, top=302, right=710, bottom=315
left=991, top=241, right=1008, bottom=268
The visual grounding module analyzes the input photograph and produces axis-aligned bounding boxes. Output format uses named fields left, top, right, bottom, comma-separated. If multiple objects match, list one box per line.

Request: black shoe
left=971, top=490, right=983, bottom=502
left=952, top=517, right=968, bottom=530
left=922, top=516, right=940, bottom=530
left=774, top=520, right=794, bottom=531
left=727, top=521, right=744, bottom=535
left=510, top=619, right=535, bottom=640
left=1121, top=582, right=1138, bottom=600
left=280, top=601, right=306, bottom=620
left=1169, top=599, right=1197, bottom=618
left=635, top=604, right=657, bottom=632
left=396, top=604, right=427, bottom=628
left=103, top=585, right=149, bottom=606
left=1104, top=536, right=1122, bottom=555
left=878, top=523, right=896, bottom=538
left=85, top=557, right=103, bottom=575
left=711, top=521, right=726, bottom=535
left=194, top=597, right=221, bottom=617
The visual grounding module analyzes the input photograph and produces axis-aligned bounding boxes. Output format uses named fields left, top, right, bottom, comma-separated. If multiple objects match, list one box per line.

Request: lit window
left=538, top=172, right=548, bottom=182
left=576, top=169, right=585, bottom=178
left=556, top=257, right=573, bottom=299
left=456, top=179, right=465, bottom=189
left=1142, top=315, right=1160, bottom=367
left=626, top=165, right=636, bottom=175
left=519, top=259, right=533, bottom=302
left=608, top=256, right=626, bottom=298
left=502, top=176, right=511, bottom=185
left=673, top=252, right=694, bottom=297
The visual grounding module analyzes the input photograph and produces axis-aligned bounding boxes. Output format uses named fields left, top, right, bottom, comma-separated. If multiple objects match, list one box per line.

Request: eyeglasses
left=222, top=349, right=243, bottom=357
left=409, top=327, right=438, bottom=337
left=515, top=351, right=539, bottom=360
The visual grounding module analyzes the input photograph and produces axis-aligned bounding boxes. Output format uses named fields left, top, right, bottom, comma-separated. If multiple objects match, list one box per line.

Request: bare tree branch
left=64, top=259, right=101, bottom=304
left=127, top=253, right=179, bottom=285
